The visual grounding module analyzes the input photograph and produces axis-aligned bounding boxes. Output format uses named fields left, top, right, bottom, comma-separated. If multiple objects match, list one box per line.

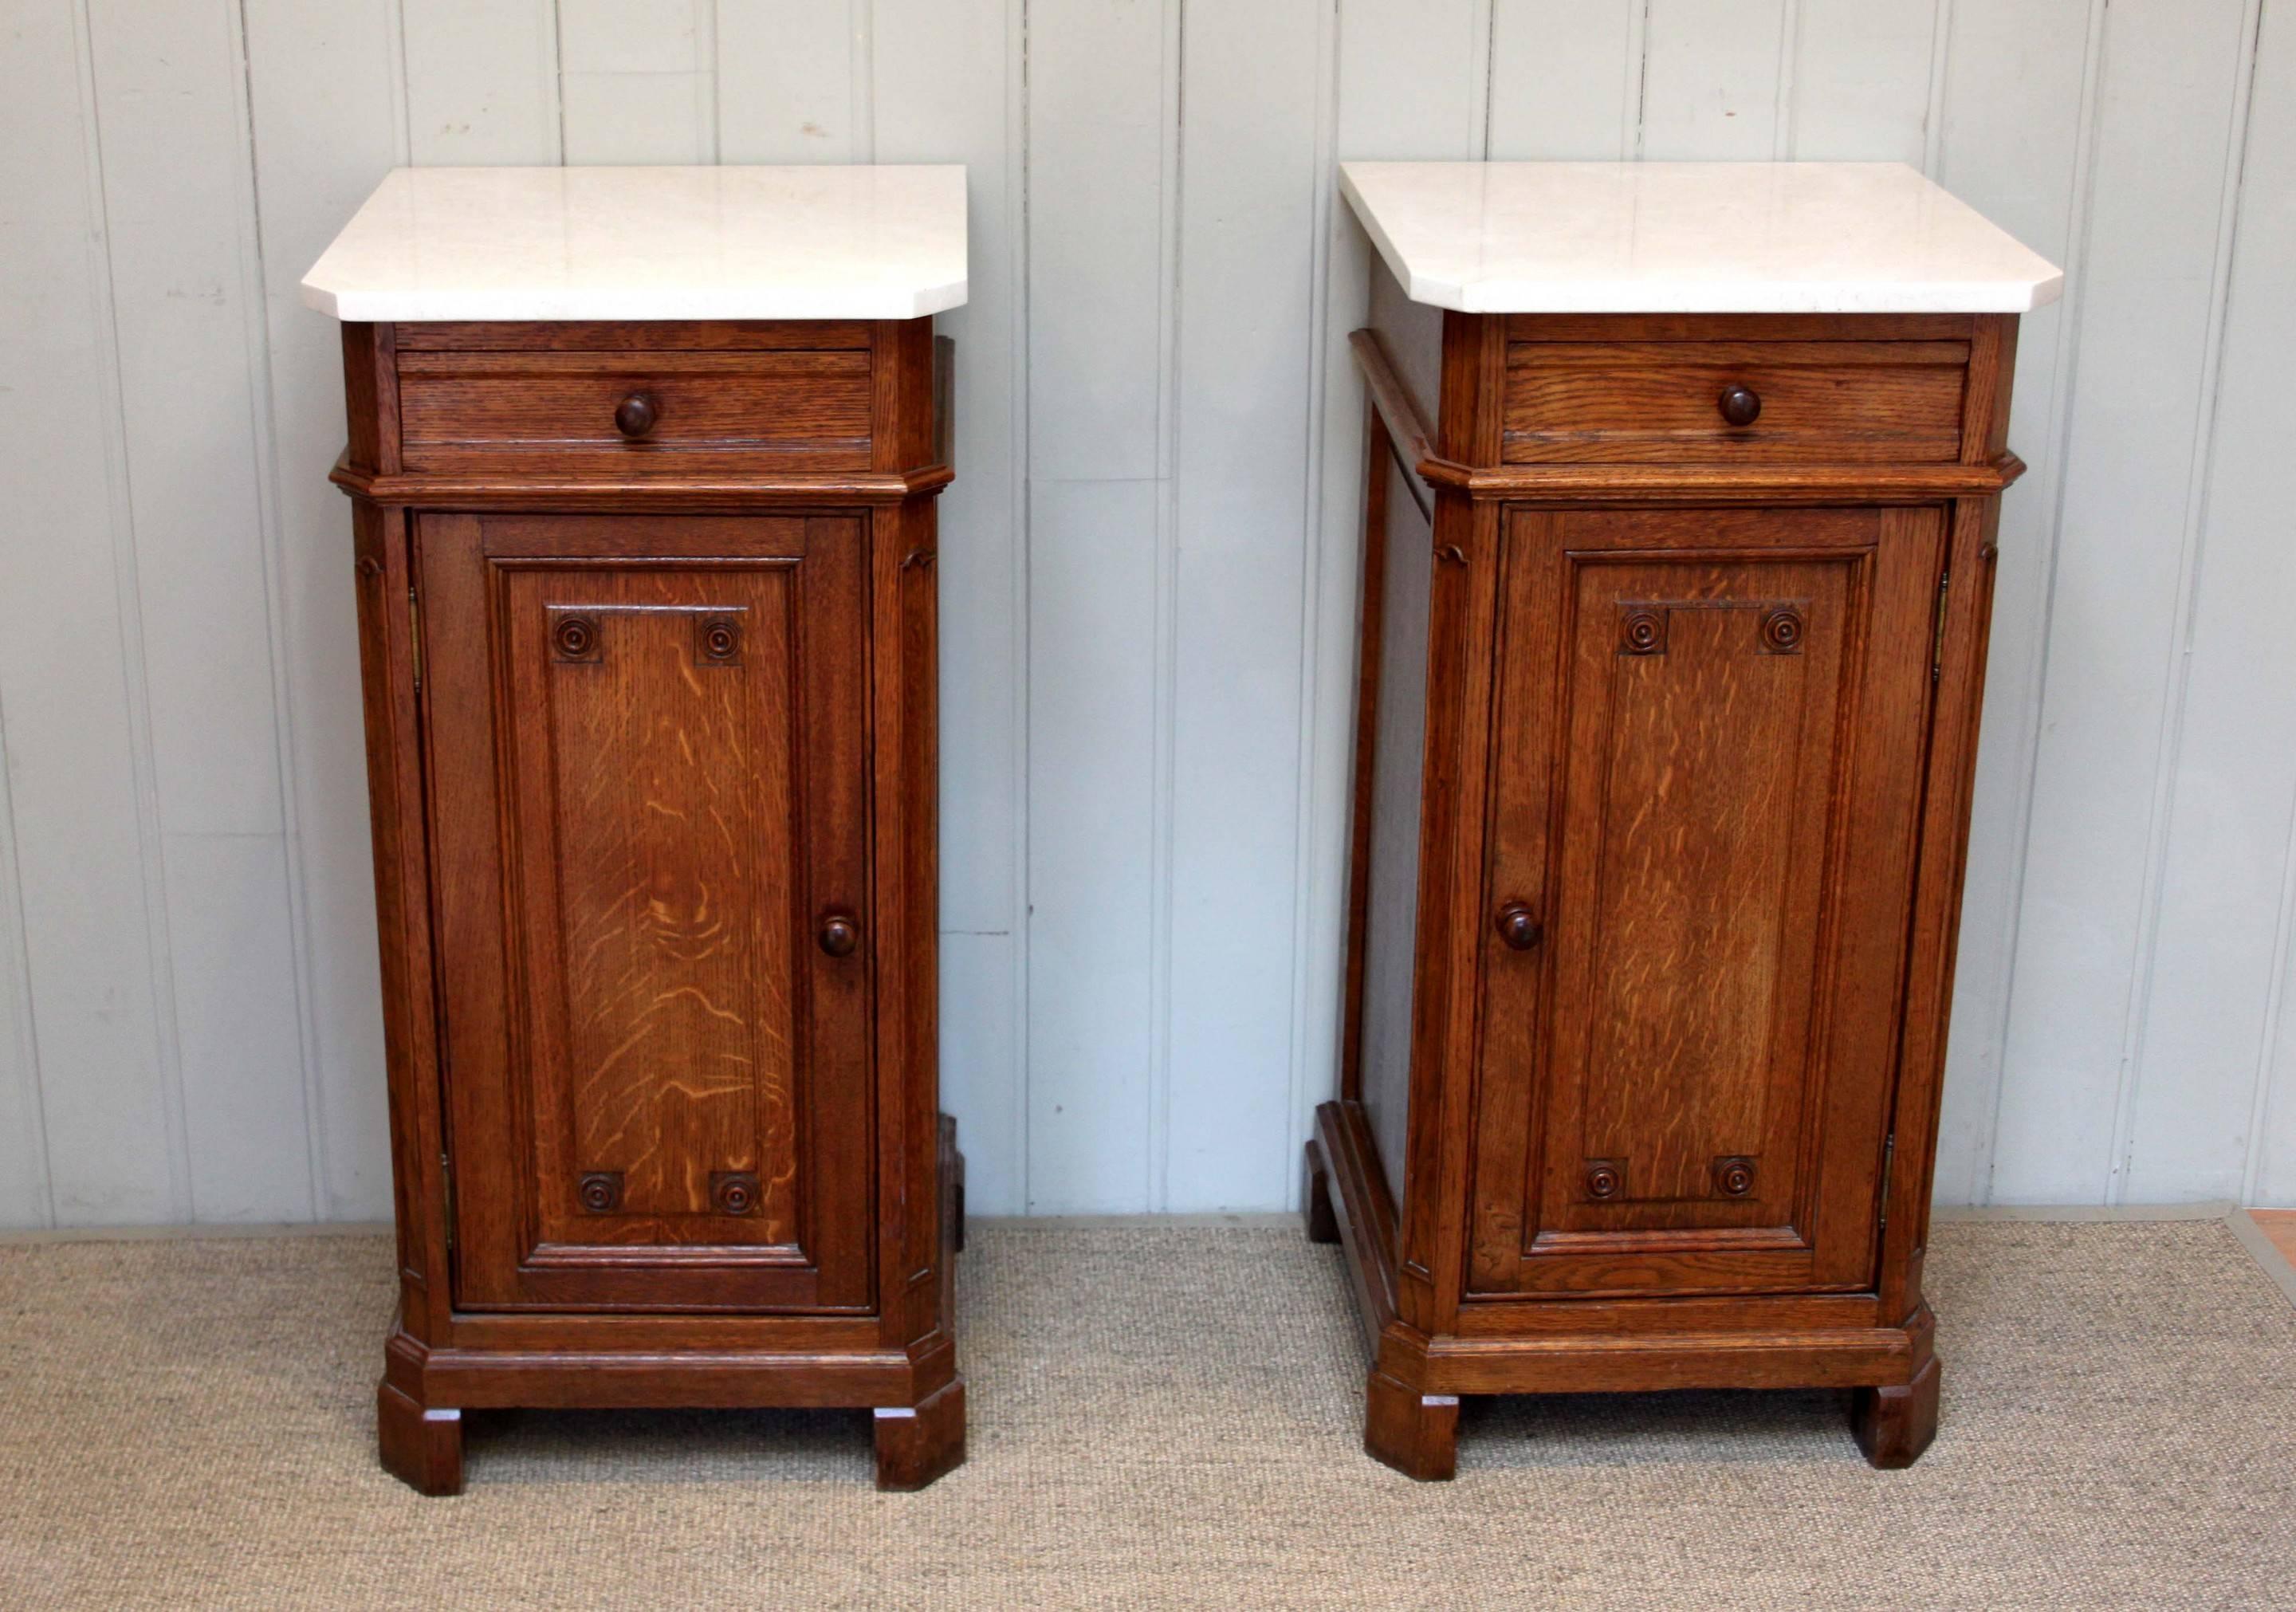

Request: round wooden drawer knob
left=1717, top=384, right=1763, bottom=427
left=819, top=913, right=860, bottom=957
left=614, top=391, right=659, bottom=438
left=1495, top=902, right=1543, bottom=952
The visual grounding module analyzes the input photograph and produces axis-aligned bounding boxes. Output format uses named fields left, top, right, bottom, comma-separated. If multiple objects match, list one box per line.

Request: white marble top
left=1340, top=161, right=2062, bottom=315
left=302, top=165, right=968, bottom=322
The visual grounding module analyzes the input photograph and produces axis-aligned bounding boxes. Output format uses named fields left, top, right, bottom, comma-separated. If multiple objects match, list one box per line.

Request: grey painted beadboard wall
left=2, top=0, right=2291, bottom=1227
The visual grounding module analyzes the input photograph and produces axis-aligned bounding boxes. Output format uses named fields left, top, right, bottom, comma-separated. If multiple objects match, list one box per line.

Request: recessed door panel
left=420, top=513, right=874, bottom=1312
left=1470, top=505, right=1942, bottom=1299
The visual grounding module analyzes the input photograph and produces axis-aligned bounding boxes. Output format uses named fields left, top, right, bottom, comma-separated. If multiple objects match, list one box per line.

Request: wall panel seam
left=70, top=0, right=195, bottom=1221
left=2110, top=0, right=2267, bottom=1203
left=1630, top=0, right=1654, bottom=158
left=1980, top=0, right=2112, bottom=1203
left=1470, top=0, right=1496, bottom=160
left=1008, top=0, right=1033, bottom=1213
left=1147, top=0, right=1185, bottom=1211
left=2247, top=798, right=2296, bottom=1202
left=1285, top=0, right=1346, bottom=1203
left=1774, top=0, right=1803, bottom=159
left=1920, top=0, right=1954, bottom=177
left=227, top=0, right=328, bottom=1218
left=387, top=0, right=412, bottom=163
left=551, top=0, right=568, bottom=163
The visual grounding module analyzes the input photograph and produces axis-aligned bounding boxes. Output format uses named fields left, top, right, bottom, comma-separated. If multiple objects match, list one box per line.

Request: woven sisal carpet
left=1, top=1218, right=2291, bottom=1610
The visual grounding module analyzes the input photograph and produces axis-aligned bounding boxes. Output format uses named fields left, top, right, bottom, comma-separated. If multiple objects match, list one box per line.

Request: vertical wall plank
left=1022, top=0, right=1175, bottom=1210
left=1926, top=0, right=2101, bottom=1205
left=401, top=0, right=562, bottom=164
left=242, top=0, right=407, bottom=1221
left=558, top=0, right=715, bottom=163
left=1028, top=482, right=1160, bottom=1211
left=873, top=0, right=1027, bottom=1211
left=1339, top=0, right=1490, bottom=162
left=1025, top=0, right=1167, bottom=483
left=1488, top=0, right=1639, bottom=159
left=718, top=0, right=861, bottom=162
left=1637, top=0, right=1790, bottom=158
left=1788, top=0, right=1940, bottom=161
left=2140, top=0, right=2293, bottom=1205
left=1991, top=0, right=2255, bottom=1203
left=1164, top=0, right=1323, bottom=1209
left=1022, top=0, right=1176, bottom=1211
left=0, top=0, right=179, bottom=1225
left=86, top=0, right=316, bottom=1221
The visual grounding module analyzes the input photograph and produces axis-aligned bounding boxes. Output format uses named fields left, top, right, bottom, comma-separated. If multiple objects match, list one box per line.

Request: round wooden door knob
left=819, top=914, right=860, bottom=957
left=1494, top=902, right=1543, bottom=951
left=614, top=391, right=659, bottom=438
left=1717, top=383, right=1763, bottom=427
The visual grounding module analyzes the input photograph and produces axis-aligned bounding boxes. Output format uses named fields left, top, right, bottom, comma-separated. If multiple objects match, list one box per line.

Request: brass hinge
left=408, top=585, right=425, bottom=695
left=1930, top=569, right=1951, bottom=684
left=440, top=1151, right=455, bottom=1252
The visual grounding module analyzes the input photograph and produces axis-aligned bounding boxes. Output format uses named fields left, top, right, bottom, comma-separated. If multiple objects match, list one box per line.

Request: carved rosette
left=1617, top=606, right=1668, bottom=657
left=694, top=614, right=743, bottom=666
left=552, top=612, right=603, bottom=663
left=576, top=1170, right=623, bottom=1213
left=1757, top=604, right=1806, bottom=655
left=1584, top=1159, right=1626, bottom=1201
left=711, top=1171, right=761, bottom=1217
left=1713, top=1156, right=1758, bottom=1198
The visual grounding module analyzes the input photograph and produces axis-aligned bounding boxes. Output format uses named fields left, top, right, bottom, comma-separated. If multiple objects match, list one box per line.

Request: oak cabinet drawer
left=1502, top=340, right=1968, bottom=464
left=395, top=348, right=874, bottom=474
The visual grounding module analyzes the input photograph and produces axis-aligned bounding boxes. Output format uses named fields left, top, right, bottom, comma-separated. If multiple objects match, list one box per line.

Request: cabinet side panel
left=1359, top=446, right=1436, bottom=1206
left=1370, top=253, right=1445, bottom=446
left=351, top=500, right=442, bottom=1334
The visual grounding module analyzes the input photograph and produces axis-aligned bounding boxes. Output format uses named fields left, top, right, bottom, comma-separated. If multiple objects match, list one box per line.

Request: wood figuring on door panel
left=1472, top=505, right=1943, bottom=1299
left=507, top=569, right=801, bottom=1250
left=420, top=512, right=875, bottom=1314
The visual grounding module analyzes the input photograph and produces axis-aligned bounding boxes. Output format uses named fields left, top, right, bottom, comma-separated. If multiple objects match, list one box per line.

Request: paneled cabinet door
left=1468, top=505, right=1945, bottom=1300
left=419, top=513, right=876, bottom=1313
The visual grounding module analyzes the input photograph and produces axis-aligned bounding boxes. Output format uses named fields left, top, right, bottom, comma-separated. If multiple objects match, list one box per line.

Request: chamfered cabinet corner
left=1317, top=271, right=2027, bottom=1477
left=336, top=316, right=964, bottom=1494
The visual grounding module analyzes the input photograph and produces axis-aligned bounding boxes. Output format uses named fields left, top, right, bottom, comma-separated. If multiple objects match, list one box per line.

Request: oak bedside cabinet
left=1307, top=162, right=2062, bottom=1478
left=302, top=165, right=969, bottom=1495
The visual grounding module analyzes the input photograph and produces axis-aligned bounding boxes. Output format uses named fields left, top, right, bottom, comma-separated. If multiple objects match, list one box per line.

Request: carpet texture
left=1, top=1218, right=2291, bottom=1610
